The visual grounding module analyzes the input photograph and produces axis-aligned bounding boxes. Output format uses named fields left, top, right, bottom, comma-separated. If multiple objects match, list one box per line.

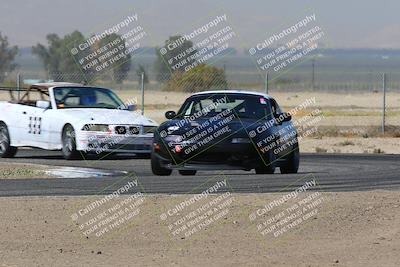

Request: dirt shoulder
left=0, top=191, right=399, bottom=266
left=0, top=162, right=53, bottom=179
left=300, top=137, right=400, bottom=154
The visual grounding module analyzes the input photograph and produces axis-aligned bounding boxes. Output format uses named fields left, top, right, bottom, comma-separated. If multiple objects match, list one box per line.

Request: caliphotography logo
left=159, top=175, right=235, bottom=241
left=69, top=174, right=146, bottom=239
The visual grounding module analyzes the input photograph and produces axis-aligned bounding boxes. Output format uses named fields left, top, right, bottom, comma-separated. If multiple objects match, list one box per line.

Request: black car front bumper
left=153, top=141, right=285, bottom=170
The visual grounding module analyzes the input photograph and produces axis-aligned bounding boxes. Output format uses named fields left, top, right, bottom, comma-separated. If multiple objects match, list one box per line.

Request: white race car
left=0, top=82, right=158, bottom=159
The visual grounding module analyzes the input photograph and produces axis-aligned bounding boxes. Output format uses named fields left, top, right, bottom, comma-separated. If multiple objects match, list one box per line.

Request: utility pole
left=223, top=62, right=226, bottom=90
left=16, top=72, right=21, bottom=100
left=311, top=58, right=315, bottom=90
left=141, top=72, right=145, bottom=115
left=382, top=73, right=386, bottom=134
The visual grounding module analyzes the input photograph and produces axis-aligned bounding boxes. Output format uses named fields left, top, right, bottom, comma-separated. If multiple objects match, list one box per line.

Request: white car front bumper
left=77, top=132, right=153, bottom=154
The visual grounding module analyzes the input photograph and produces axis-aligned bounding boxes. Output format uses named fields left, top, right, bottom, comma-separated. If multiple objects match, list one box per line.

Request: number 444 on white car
left=0, top=82, right=158, bottom=160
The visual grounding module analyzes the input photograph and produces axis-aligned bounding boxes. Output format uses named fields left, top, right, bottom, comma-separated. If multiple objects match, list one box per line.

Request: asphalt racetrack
left=0, top=149, right=399, bottom=197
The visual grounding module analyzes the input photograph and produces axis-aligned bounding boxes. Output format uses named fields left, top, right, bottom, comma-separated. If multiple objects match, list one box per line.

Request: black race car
left=151, top=90, right=299, bottom=176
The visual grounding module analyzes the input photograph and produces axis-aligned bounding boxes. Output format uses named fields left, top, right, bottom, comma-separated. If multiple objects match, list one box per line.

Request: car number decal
left=28, top=117, right=42, bottom=135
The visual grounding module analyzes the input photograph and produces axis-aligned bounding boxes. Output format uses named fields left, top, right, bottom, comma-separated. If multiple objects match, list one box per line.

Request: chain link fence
left=3, top=70, right=400, bottom=92
left=0, top=69, right=399, bottom=137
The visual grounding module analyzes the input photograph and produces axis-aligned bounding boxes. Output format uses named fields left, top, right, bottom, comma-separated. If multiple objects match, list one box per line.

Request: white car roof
left=191, top=90, right=272, bottom=99
left=31, top=82, right=83, bottom=89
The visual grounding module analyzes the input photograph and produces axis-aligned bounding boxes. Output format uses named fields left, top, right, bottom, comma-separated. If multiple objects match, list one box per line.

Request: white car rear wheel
left=0, top=123, right=18, bottom=158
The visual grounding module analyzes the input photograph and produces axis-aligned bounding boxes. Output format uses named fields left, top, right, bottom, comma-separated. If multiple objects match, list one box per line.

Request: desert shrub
left=373, top=148, right=384, bottom=154
left=315, top=147, right=328, bottom=153
left=164, top=64, right=227, bottom=92
left=337, top=140, right=355, bottom=146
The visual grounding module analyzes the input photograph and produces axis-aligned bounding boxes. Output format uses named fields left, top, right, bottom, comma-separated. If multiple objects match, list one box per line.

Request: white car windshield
left=54, top=87, right=125, bottom=109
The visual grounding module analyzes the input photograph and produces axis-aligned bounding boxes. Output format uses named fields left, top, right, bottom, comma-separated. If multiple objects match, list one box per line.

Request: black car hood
left=158, top=117, right=258, bottom=137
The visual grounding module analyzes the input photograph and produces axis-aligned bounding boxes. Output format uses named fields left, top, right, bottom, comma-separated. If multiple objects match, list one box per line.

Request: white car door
left=21, top=105, right=47, bottom=148
left=35, top=109, right=54, bottom=149
left=17, top=89, right=53, bottom=149
left=2, top=103, right=28, bottom=147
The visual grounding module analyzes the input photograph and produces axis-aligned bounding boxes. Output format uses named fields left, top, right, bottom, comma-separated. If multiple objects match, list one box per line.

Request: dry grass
left=0, top=163, right=51, bottom=179
left=315, top=147, right=328, bottom=153
left=336, top=140, right=355, bottom=146
left=300, top=137, right=399, bottom=154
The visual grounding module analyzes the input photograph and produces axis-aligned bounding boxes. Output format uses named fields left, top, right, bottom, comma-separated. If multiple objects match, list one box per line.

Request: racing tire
left=135, top=153, right=151, bottom=159
left=62, top=125, right=82, bottom=160
left=280, top=143, right=300, bottom=174
left=151, top=153, right=172, bottom=176
left=96, top=152, right=112, bottom=159
left=255, top=150, right=276, bottom=174
left=179, top=170, right=197, bottom=176
left=0, top=123, right=18, bottom=158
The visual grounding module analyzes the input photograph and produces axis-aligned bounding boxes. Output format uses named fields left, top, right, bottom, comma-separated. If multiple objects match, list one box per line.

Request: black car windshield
left=177, top=93, right=272, bottom=120
left=53, top=87, right=125, bottom=109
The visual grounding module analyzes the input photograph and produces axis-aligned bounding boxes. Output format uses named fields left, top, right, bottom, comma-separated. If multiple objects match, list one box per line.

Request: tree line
left=0, top=32, right=18, bottom=83
left=0, top=31, right=226, bottom=92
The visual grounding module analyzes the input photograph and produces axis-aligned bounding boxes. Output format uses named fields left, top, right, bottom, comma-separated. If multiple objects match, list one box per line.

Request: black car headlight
left=231, top=137, right=251, bottom=144
left=165, top=135, right=183, bottom=143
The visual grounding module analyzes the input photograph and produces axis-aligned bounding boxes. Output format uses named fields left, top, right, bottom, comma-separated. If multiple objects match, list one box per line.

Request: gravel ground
left=0, top=191, right=399, bottom=266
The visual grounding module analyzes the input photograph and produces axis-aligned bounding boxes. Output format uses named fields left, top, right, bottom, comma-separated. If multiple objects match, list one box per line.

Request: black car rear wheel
left=0, top=122, right=18, bottom=158
left=280, top=143, right=300, bottom=174
left=179, top=170, right=197, bottom=176
left=151, top=152, right=172, bottom=176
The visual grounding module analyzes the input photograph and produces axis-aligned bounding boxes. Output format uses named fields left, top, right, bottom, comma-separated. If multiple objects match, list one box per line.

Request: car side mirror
left=36, top=100, right=50, bottom=109
left=276, top=112, right=291, bottom=124
left=165, top=111, right=176, bottom=119
left=127, top=104, right=136, bottom=111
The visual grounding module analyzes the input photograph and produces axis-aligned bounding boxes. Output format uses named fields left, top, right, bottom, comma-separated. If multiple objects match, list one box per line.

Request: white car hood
left=58, top=108, right=158, bottom=126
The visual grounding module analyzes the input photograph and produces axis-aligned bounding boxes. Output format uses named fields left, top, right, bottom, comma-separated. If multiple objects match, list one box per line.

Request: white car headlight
left=82, top=124, right=110, bottom=132
left=143, top=126, right=157, bottom=134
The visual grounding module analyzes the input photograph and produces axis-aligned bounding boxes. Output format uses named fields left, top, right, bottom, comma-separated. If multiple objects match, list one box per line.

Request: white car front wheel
left=62, top=125, right=82, bottom=160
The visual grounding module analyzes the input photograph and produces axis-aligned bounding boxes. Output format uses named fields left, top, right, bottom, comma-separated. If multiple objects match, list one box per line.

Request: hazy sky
left=1, top=0, right=399, bottom=49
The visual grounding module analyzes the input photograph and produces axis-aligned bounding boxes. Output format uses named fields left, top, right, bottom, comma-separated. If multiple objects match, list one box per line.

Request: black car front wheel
left=0, top=122, right=18, bottom=158
left=179, top=170, right=197, bottom=176
left=151, top=153, right=172, bottom=176
left=280, top=143, right=300, bottom=174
